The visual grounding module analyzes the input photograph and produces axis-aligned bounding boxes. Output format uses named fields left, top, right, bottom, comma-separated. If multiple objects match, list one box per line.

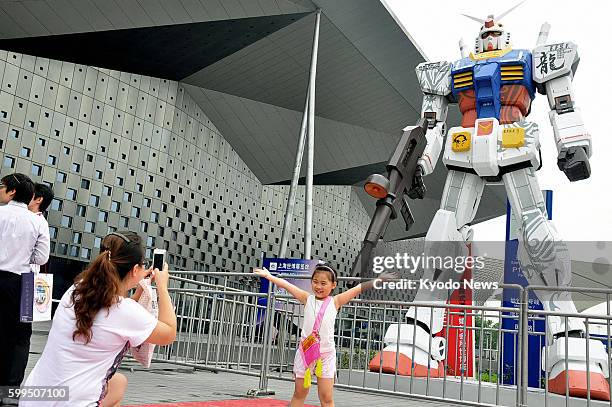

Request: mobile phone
left=153, top=248, right=166, bottom=270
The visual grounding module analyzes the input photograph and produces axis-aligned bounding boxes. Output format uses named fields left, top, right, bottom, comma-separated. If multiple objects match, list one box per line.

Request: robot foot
left=545, top=337, right=610, bottom=401
left=369, top=349, right=444, bottom=377
left=548, top=369, right=609, bottom=401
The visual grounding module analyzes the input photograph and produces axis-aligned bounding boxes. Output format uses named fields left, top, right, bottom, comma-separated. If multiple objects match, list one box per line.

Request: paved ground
left=25, top=325, right=461, bottom=406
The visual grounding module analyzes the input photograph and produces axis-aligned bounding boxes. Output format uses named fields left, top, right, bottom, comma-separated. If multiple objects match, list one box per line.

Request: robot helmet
left=475, top=15, right=512, bottom=53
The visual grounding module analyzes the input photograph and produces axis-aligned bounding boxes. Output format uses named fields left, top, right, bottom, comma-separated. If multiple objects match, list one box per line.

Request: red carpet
left=124, top=400, right=317, bottom=406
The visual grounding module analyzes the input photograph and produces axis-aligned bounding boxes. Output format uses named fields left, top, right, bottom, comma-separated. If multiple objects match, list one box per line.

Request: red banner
left=440, top=244, right=475, bottom=378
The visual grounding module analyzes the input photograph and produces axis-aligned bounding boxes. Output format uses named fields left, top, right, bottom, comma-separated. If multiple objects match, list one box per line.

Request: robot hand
left=407, top=165, right=426, bottom=199
left=557, top=146, right=591, bottom=182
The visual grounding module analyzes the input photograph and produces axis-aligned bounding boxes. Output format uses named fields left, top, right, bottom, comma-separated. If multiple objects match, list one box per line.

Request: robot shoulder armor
left=415, top=61, right=452, bottom=96
left=532, top=41, right=579, bottom=83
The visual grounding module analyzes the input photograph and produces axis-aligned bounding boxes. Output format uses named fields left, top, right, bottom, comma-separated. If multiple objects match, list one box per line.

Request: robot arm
left=414, top=61, right=452, bottom=177
left=416, top=94, right=449, bottom=176
left=533, top=41, right=591, bottom=181
left=408, top=61, right=452, bottom=199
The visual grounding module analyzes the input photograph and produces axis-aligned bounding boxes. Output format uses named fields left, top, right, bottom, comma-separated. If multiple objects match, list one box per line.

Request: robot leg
left=370, top=170, right=485, bottom=376
left=504, top=167, right=609, bottom=400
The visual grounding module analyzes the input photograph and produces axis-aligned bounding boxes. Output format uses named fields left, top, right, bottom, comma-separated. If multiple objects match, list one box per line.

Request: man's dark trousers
left=0, top=271, right=32, bottom=386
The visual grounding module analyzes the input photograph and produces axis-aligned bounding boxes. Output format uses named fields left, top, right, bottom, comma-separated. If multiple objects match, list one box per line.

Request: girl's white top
left=300, top=294, right=338, bottom=353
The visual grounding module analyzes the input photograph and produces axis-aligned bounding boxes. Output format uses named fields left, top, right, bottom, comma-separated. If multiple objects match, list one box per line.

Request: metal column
left=304, top=9, right=321, bottom=260
left=278, top=9, right=321, bottom=260
left=278, top=87, right=309, bottom=258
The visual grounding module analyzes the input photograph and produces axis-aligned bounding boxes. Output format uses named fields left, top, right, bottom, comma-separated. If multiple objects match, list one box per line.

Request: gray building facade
left=0, top=50, right=371, bottom=279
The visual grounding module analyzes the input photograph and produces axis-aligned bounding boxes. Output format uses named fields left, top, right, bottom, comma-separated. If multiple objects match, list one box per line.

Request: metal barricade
left=521, top=286, right=612, bottom=407
left=144, top=271, right=612, bottom=407
left=151, top=272, right=268, bottom=382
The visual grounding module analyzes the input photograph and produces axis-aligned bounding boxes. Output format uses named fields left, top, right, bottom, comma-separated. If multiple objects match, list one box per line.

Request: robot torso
left=451, top=48, right=536, bottom=128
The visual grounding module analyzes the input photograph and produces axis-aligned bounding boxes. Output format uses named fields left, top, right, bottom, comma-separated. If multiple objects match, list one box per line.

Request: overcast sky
left=384, top=0, right=611, bottom=242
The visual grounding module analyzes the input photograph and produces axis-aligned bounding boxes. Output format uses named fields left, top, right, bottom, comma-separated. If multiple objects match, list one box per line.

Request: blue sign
left=502, top=190, right=552, bottom=387
left=257, top=258, right=319, bottom=323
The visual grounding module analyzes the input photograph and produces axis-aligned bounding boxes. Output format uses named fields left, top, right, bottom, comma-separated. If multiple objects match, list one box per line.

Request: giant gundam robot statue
left=351, top=8, right=608, bottom=401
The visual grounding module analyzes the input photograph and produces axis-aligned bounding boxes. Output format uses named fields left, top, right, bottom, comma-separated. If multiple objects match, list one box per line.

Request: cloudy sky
left=385, top=0, right=611, bottom=242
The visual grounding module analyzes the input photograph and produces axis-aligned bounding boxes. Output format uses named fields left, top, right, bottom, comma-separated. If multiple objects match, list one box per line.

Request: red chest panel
left=458, top=85, right=532, bottom=128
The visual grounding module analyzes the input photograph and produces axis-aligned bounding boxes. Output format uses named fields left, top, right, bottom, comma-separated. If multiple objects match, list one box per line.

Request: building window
left=47, top=155, right=57, bottom=165
left=81, top=179, right=90, bottom=189
left=103, top=185, right=112, bottom=196
left=131, top=207, right=140, bottom=217
left=123, top=192, right=132, bottom=202
left=20, top=147, right=31, bottom=157
left=63, top=146, right=70, bottom=154
left=58, top=243, right=68, bottom=255
left=72, top=163, right=80, bottom=172
left=143, top=198, right=151, bottom=207
left=141, top=222, right=148, bottom=232
left=136, top=183, right=143, bottom=192
left=49, top=226, right=58, bottom=239
left=81, top=247, right=91, bottom=259
left=3, top=156, right=15, bottom=168
left=31, top=164, right=42, bottom=176
left=70, top=245, right=79, bottom=257
left=66, top=188, right=77, bottom=200
left=76, top=205, right=86, bottom=217
left=111, top=201, right=121, bottom=212
left=56, top=172, right=67, bottom=183
left=89, top=194, right=100, bottom=206
left=147, top=236, right=155, bottom=246
left=150, top=212, right=159, bottom=222
left=94, top=237, right=102, bottom=248
left=61, top=215, right=72, bottom=227
left=95, top=170, right=103, bottom=180
left=120, top=216, right=129, bottom=227
left=73, top=232, right=82, bottom=244
left=98, top=211, right=108, bottom=222
left=85, top=221, right=95, bottom=233
left=51, top=199, right=62, bottom=211
left=116, top=177, right=123, bottom=186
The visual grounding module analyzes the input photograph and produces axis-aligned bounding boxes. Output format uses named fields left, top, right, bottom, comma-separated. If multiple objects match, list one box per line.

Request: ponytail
left=70, top=231, right=144, bottom=344
left=71, top=251, right=122, bottom=343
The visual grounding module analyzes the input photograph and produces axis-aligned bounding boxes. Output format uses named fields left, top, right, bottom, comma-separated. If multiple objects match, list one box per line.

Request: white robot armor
left=370, top=13, right=605, bottom=401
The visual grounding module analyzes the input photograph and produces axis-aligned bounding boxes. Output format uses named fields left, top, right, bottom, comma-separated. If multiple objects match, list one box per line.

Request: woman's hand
left=152, top=262, right=170, bottom=291
left=253, top=267, right=272, bottom=279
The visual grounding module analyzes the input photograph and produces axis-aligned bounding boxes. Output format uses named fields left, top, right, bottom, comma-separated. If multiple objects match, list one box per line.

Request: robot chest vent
left=501, top=65, right=524, bottom=82
left=453, top=71, right=473, bottom=90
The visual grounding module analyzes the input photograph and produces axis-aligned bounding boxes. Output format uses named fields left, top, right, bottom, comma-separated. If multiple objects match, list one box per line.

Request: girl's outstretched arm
left=253, top=268, right=310, bottom=305
left=334, top=272, right=395, bottom=310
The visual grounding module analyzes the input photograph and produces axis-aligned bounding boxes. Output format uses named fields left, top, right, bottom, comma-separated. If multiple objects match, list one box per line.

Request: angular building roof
left=0, top=0, right=506, bottom=240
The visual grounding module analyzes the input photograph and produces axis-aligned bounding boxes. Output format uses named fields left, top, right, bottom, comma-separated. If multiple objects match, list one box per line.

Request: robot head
left=474, top=15, right=512, bottom=54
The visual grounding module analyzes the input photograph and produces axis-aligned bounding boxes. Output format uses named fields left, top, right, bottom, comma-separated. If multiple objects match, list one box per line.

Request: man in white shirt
left=28, top=183, right=54, bottom=274
left=0, top=173, right=50, bottom=404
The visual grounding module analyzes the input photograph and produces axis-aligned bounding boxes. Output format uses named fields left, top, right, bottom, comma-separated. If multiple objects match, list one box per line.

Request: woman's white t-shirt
left=22, top=285, right=158, bottom=407
left=300, top=295, right=338, bottom=353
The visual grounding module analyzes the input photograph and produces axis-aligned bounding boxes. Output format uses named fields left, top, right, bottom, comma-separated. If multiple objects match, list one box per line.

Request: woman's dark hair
left=311, top=262, right=337, bottom=283
left=33, top=183, right=54, bottom=212
left=1, top=173, right=34, bottom=204
left=71, top=231, right=144, bottom=343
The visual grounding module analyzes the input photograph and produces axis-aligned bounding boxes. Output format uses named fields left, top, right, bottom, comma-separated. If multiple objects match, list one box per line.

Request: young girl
left=254, top=263, right=390, bottom=407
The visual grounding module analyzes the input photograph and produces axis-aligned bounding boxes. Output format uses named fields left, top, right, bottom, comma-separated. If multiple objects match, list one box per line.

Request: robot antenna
left=495, top=0, right=527, bottom=21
